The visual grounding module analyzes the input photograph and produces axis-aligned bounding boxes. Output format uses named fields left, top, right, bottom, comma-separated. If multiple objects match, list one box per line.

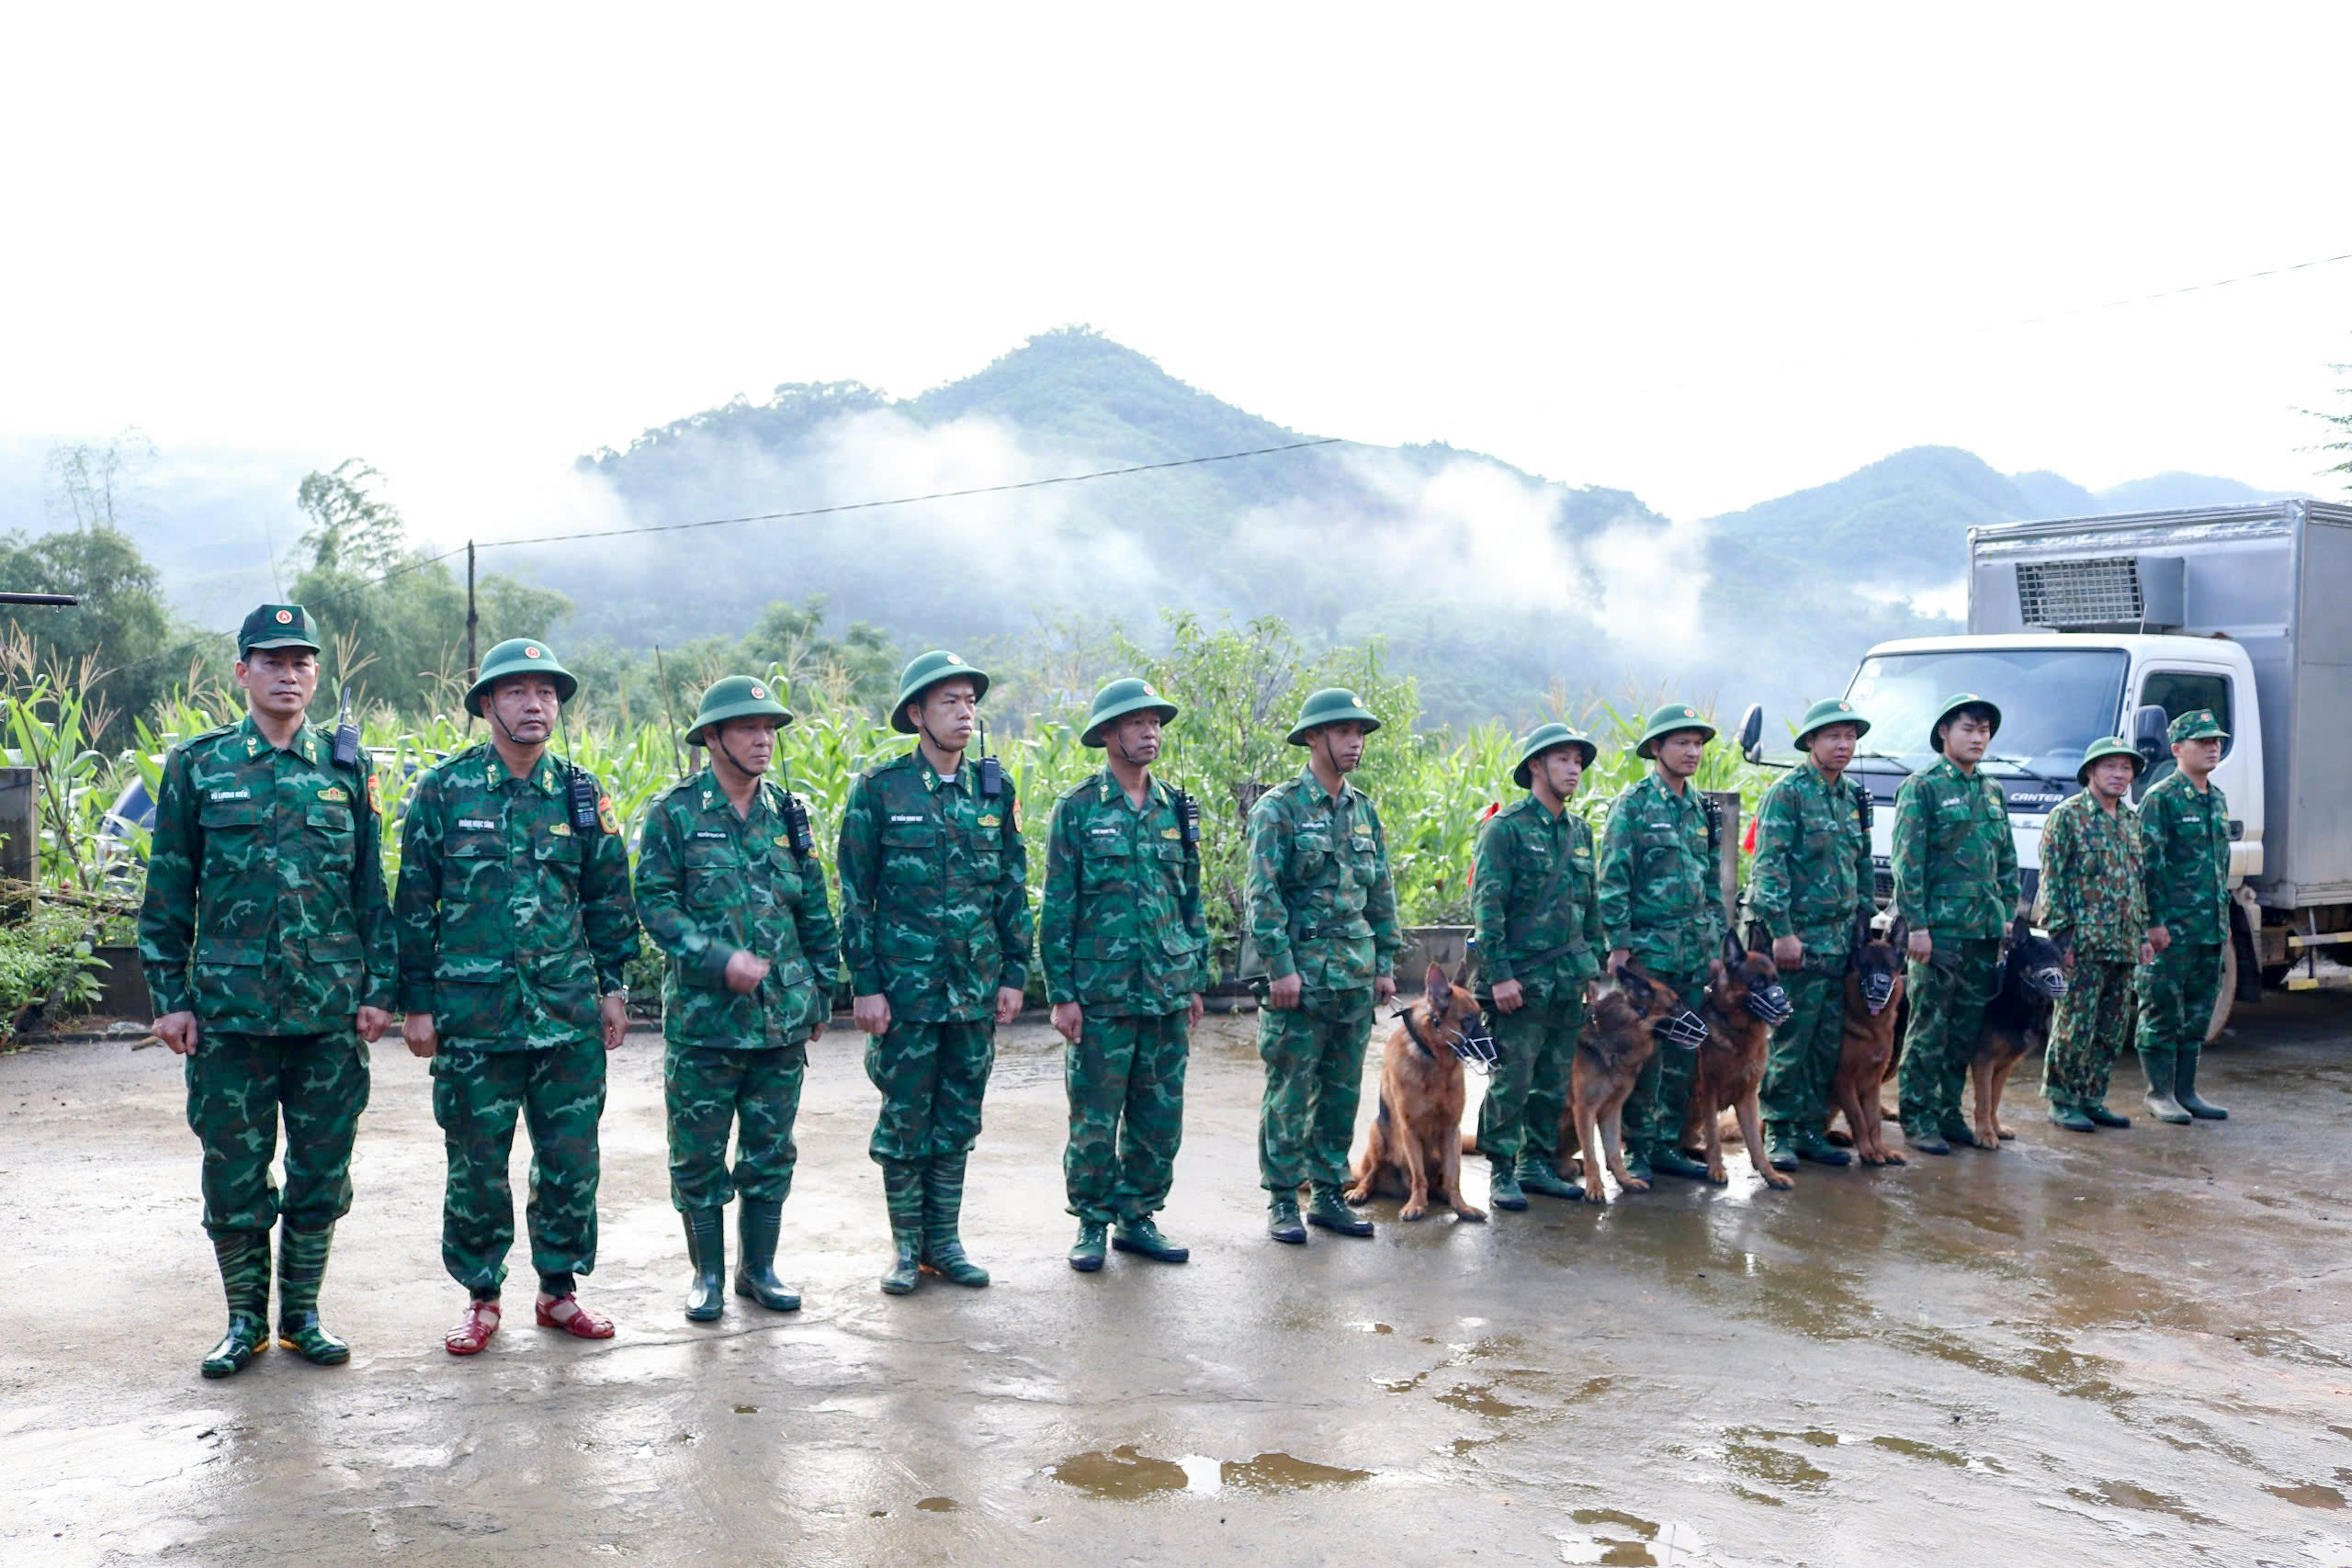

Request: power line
left=1994, top=248, right=2352, bottom=329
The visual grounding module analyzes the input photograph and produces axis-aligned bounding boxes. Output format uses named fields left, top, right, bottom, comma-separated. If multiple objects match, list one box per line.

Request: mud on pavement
left=4, top=995, right=2350, bottom=1567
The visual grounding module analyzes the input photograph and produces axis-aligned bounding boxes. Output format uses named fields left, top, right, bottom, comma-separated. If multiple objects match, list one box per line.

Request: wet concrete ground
left=4, top=994, right=2350, bottom=1568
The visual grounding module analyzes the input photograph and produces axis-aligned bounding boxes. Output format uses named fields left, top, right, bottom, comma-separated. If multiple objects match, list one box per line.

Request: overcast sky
left=6, top=5, right=2349, bottom=537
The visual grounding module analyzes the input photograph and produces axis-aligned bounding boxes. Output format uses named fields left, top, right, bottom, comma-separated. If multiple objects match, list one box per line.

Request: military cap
left=891, top=649, right=990, bottom=734
left=686, top=674, right=794, bottom=747
left=2075, top=735, right=2145, bottom=784
left=464, top=637, right=578, bottom=716
left=1285, top=686, right=1381, bottom=746
left=2166, top=709, right=2228, bottom=744
left=1080, top=676, right=1179, bottom=748
left=1511, top=721, right=1598, bottom=787
left=1793, top=697, right=1871, bottom=750
left=1928, top=692, right=2002, bottom=753
left=1634, top=702, right=1715, bottom=760
left=237, top=603, right=322, bottom=656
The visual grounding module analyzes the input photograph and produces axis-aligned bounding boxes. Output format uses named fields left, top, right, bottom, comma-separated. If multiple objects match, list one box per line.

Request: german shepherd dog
left=1561, top=960, right=1686, bottom=1204
left=1684, top=932, right=1797, bottom=1190
left=1827, top=911, right=1908, bottom=1166
left=1347, top=961, right=1489, bottom=1222
left=1968, top=915, right=2070, bottom=1149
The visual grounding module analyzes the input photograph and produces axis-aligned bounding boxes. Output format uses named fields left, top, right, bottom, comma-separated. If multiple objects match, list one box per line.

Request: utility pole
left=464, top=540, right=478, bottom=682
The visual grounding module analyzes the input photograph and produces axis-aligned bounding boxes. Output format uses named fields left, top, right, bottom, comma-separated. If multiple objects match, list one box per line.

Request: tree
left=2316, top=357, right=2352, bottom=494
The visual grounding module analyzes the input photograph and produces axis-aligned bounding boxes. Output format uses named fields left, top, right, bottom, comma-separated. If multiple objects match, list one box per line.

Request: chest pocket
left=533, top=829, right=583, bottom=886
left=1290, top=831, right=1334, bottom=885
left=878, top=821, right=937, bottom=886
left=1080, top=830, right=1134, bottom=887
left=955, top=813, right=1003, bottom=880
left=684, top=839, right=741, bottom=907
left=306, top=800, right=356, bottom=854
left=1346, top=830, right=1379, bottom=888
left=198, top=798, right=266, bottom=875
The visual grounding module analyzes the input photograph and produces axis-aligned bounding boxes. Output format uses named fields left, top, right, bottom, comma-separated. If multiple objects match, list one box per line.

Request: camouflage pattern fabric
left=139, top=715, right=395, bottom=1032
left=665, top=1044, right=806, bottom=1211
left=1747, top=761, right=1873, bottom=956
left=1890, top=757, right=2019, bottom=942
left=1038, top=769, right=1209, bottom=1013
left=2044, top=958, right=2136, bottom=1107
left=836, top=751, right=1029, bottom=1023
left=2139, top=772, right=2231, bottom=945
left=1475, top=990, right=1583, bottom=1166
left=1471, top=795, right=1604, bottom=1165
left=2036, top=792, right=2147, bottom=960
left=1256, top=992, right=1374, bottom=1190
left=1243, top=769, right=1402, bottom=990
left=1624, top=964, right=1708, bottom=1158
left=865, top=1020, right=995, bottom=1163
left=1063, top=1011, right=1189, bottom=1223
left=2136, top=941, right=2222, bottom=1059
left=1897, top=937, right=2001, bottom=1135
left=1596, top=773, right=1726, bottom=977
left=185, top=1031, right=369, bottom=1236
left=430, top=1037, right=607, bottom=1293
left=393, top=743, right=639, bottom=1051
left=1759, top=968, right=1845, bottom=1131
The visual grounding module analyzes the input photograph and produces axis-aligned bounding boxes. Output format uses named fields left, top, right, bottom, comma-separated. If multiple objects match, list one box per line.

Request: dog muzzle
left=1744, top=983, right=1794, bottom=1026
left=1659, top=1008, right=1709, bottom=1051
left=2026, top=965, right=2069, bottom=1000
left=1861, top=970, right=1897, bottom=1015
left=1451, top=1022, right=1499, bottom=1072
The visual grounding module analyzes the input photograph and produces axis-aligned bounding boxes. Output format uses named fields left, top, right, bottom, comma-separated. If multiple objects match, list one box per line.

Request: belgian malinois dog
left=1561, top=960, right=1685, bottom=1205
left=1347, top=961, right=1489, bottom=1222
left=1968, top=915, right=2070, bottom=1149
left=1686, top=931, right=1796, bottom=1190
left=1828, top=911, right=1908, bottom=1166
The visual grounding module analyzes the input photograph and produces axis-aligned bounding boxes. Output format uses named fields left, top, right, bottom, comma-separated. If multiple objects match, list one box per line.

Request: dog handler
left=2035, top=736, right=2152, bottom=1132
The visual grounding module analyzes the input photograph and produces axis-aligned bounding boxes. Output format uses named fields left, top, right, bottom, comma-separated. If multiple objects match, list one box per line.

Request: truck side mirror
left=1736, top=703, right=1764, bottom=764
left=2131, top=704, right=2168, bottom=770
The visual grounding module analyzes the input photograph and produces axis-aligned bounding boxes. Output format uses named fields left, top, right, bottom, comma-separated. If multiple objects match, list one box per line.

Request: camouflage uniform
left=139, top=706, right=393, bottom=1355
left=635, top=768, right=840, bottom=1212
left=1039, top=769, right=1207, bottom=1225
left=1245, top=769, right=1402, bottom=1193
left=2035, top=789, right=2146, bottom=1111
left=1597, top=773, right=1725, bottom=1162
left=2135, top=757, right=2231, bottom=1111
left=1890, top=756, right=2019, bottom=1140
left=395, top=743, right=638, bottom=1297
left=1748, top=760, right=1874, bottom=1140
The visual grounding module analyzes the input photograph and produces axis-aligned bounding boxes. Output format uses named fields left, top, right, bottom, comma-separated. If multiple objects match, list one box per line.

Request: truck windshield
left=1842, top=648, right=2128, bottom=778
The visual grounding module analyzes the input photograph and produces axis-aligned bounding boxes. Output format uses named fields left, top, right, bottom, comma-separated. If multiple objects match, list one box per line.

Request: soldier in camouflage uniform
left=396, top=638, right=639, bottom=1354
left=1750, top=698, right=1876, bottom=1170
left=139, top=604, right=395, bottom=1378
left=1890, top=693, right=2020, bottom=1155
left=635, top=676, right=840, bottom=1320
left=1471, top=722, right=1606, bottom=1209
left=1039, top=678, right=1207, bottom=1272
left=2036, top=736, right=2153, bottom=1133
left=2135, top=709, right=2233, bottom=1124
left=837, top=650, right=1030, bottom=1295
left=1599, top=703, right=1727, bottom=1183
left=1245, top=687, right=1401, bottom=1243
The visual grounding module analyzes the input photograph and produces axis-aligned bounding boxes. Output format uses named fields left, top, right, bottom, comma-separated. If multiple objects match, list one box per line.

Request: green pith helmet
left=1511, top=722, right=1599, bottom=787
left=237, top=603, right=321, bottom=656
left=1080, top=676, right=1180, bottom=748
left=1634, top=702, right=1715, bottom=760
left=2167, top=708, right=2228, bottom=744
left=1928, top=692, right=2002, bottom=752
left=1285, top=686, right=1381, bottom=746
left=685, top=675, right=795, bottom=747
left=2075, top=736, right=2144, bottom=784
left=464, top=637, right=579, bottom=716
left=891, top=649, right=990, bottom=734
left=1793, top=697, right=1871, bottom=750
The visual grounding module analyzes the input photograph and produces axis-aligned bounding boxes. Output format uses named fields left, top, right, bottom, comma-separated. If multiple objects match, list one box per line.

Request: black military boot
left=1112, top=1216, right=1189, bottom=1263
left=2046, top=1094, right=2097, bottom=1134
left=733, top=1199, right=800, bottom=1313
left=1646, top=1145, right=1713, bottom=1181
left=1266, top=1194, right=1306, bottom=1245
left=1069, top=1220, right=1107, bottom=1271
left=920, top=1153, right=989, bottom=1287
left=1487, top=1157, right=1528, bottom=1211
left=1305, top=1183, right=1374, bottom=1237
left=2175, top=1049, right=2229, bottom=1120
left=878, top=1161, right=926, bottom=1296
left=202, top=1230, right=272, bottom=1379
left=1762, top=1122, right=1800, bottom=1172
left=682, top=1207, right=726, bottom=1322
left=276, top=1224, right=350, bottom=1365
left=1516, top=1153, right=1584, bottom=1201
left=2081, top=1098, right=2132, bottom=1128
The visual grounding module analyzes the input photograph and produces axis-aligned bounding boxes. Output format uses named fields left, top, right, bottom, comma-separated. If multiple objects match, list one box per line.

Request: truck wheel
left=2206, top=938, right=2237, bottom=1043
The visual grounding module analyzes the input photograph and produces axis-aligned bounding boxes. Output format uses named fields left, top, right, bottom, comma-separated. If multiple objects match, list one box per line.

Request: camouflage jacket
left=1244, top=769, right=1401, bottom=994
left=1596, top=773, right=1725, bottom=976
left=137, top=715, right=395, bottom=1033
left=1890, top=756, right=2019, bottom=942
left=2034, top=791, right=2147, bottom=961
left=393, top=743, right=639, bottom=1052
left=836, top=750, right=1030, bottom=1022
left=1471, top=794, right=1607, bottom=997
left=1747, top=761, right=1873, bottom=962
left=634, top=768, right=841, bottom=1051
left=2138, top=771, right=2231, bottom=943
left=1037, top=768, right=1208, bottom=1016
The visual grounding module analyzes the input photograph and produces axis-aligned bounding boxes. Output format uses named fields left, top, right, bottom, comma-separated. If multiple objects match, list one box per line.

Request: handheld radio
left=977, top=718, right=1002, bottom=798
left=781, top=791, right=814, bottom=855
left=1173, top=787, right=1200, bottom=849
left=331, top=684, right=361, bottom=770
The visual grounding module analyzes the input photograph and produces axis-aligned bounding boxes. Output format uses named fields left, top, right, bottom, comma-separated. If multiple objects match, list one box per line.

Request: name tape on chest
left=888, top=813, right=927, bottom=825
left=457, top=818, right=499, bottom=831
left=209, top=788, right=253, bottom=802
left=694, top=829, right=729, bottom=840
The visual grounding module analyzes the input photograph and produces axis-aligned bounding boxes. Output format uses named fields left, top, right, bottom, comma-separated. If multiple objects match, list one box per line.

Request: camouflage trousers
left=1897, top=938, right=2001, bottom=1134
left=1064, top=1010, right=1190, bottom=1223
left=2136, top=942, right=2222, bottom=1059
left=1256, top=987, right=1373, bottom=1191
left=666, top=1043, right=807, bottom=1212
left=1627, top=967, right=1707, bottom=1157
left=2043, top=958, right=2136, bottom=1106
left=431, top=1038, right=606, bottom=1295
left=186, top=1031, right=369, bottom=1238
left=1474, top=987, right=1583, bottom=1166
left=1760, top=965, right=1846, bottom=1130
left=866, top=1018, right=995, bottom=1164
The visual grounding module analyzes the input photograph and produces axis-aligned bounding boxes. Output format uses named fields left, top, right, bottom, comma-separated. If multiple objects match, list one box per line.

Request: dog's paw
left=1342, top=1185, right=1372, bottom=1204
left=1580, top=1187, right=1609, bottom=1205
left=1619, top=1178, right=1649, bottom=1194
left=1882, top=1150, right=1907, bottom=1167
left=1454, top=1204, right=1487, bottom=1223
left=1398, top=1201, right=1430, bottom=1222
left=1706, top=1167, right=1729, bottom=1186
left=1764, top=1170, right=1795, bottom=1190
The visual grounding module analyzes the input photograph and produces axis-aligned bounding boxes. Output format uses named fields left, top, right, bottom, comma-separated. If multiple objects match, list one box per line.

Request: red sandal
left=444, top=1299, right=502, bottom=1357
left=536, top=1292, right=615, bottom=1339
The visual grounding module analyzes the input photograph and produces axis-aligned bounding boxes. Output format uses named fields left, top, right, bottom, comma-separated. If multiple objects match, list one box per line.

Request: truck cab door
left=2132, top=663, right=2263, bottom=882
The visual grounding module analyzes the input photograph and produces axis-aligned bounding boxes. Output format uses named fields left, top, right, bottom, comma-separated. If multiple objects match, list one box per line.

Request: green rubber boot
left=1646, top=1145, right=1712, bottom=1182
left=1112, top=1217, right=1189, bottom=1263
left=682, top=1207, right=726, bottom=1322
left=1515, top=1153, right=1584, bottom=1201
left=1487, top=1157, right=1528, bottom=1211
left=2176, top=1050, right=2229, bottom=1121
left=1762, top=1122, right=1800, bottom=1172
left=275, top=1224, right=349, bottom=1365
left=733, top=1199, right=800, bottom=1313
left=1792, top=1127, right=1853, bottom=1167
left=878, top=1160, right=926, bottom=1295
left=1305, top=1183, right=1374, bottom=1237
left=1069, top=1220, right=1107, bottom=1271
left=2046, top=1096, right=2097, bottom=1134
left=920, top=1153, right=989, bottom=1287
left=1266, top=1194, right=1306, bottom=1245
left=201, top=1230, right=272, bottom=1379
left=2082, top=1099, right=2132, bottom=1128
left=1938, top=1114, right=1984, bottom=1149
left=2140, top=1048, right=2191, bottom=1124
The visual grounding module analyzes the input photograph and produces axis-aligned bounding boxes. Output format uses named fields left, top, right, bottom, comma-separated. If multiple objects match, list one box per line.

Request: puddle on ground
left=1049, top=1446, right=1368, bottom=1499
left=2267, top=1482, right=2346, bottom=1509
left=1732, top=1426, right=1840, bottom=1448
left=1437, top=1381, right=1530, bottom=1418
left=914, top=1496, right=957, bottom=1512
left=1344, top=1321, right=1396, bottom=1335
left=1222, top=1452, right=1374, bottom=1491
left=1555, top=1511, right=1711, bottom=1565
left=732, top=1404, right=757, bottom=1415
left=2067, top=1480, right=2217, bottom=1525
left=1724, top=1439, right=1828, bottom=1492
left=1871, top=1435, right=1967, bottom=1468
